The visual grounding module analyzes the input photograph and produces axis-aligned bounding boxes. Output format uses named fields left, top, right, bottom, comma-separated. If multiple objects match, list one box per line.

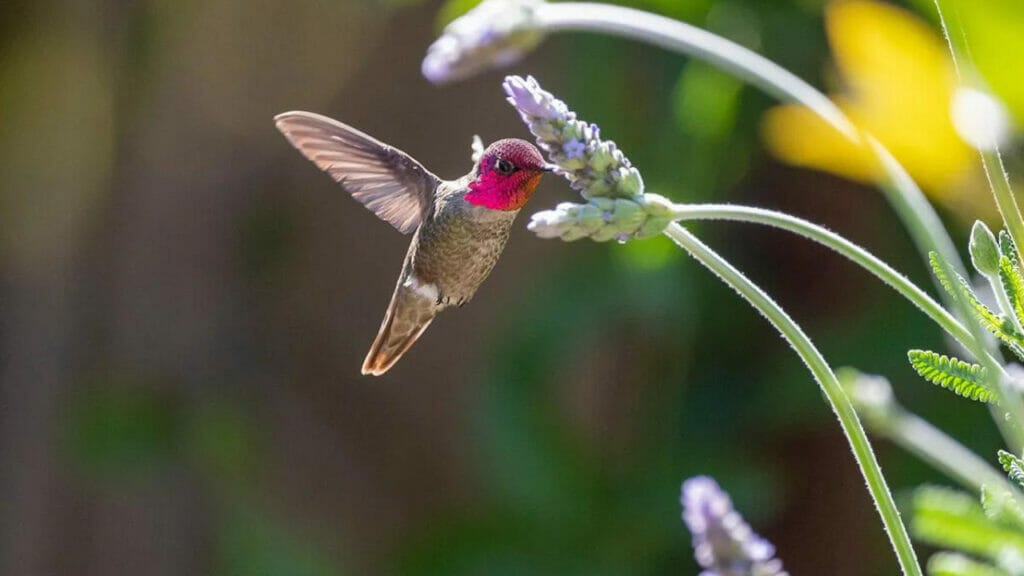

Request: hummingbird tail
left=361, top=280, right=438, bottom=376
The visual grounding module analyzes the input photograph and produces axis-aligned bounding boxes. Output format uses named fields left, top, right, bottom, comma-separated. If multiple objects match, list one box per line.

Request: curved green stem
left=924, top=0, right=1024, bottom=448
left=538, top=2, right=965, bottom=278
left=663, top=223, right=921, bottom=576
left=983, top=150, right=1024, bottom=263
left=671, top=203, right=973, bottom=348
left=929, top=0, right=1024, bottom=263
left=537, top=0, right=1024, bottom=447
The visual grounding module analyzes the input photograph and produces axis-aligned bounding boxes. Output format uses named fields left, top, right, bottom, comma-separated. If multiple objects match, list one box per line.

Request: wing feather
left=274, top=111, right=440, bottom=234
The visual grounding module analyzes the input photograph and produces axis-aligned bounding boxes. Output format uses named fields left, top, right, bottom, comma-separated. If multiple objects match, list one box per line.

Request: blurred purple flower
left=681, top=476, right=788, bottom=576
left=421, top=0, right=544, bottom=84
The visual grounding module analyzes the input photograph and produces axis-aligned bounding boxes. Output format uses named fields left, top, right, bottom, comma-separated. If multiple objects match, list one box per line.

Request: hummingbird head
left=465, top=139, right=552, bottom=211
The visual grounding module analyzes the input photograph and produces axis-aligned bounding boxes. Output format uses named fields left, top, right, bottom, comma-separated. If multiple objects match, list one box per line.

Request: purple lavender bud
left=502, top=75, right=644, bottom=201
left=681, top=476, right=788, bottom=576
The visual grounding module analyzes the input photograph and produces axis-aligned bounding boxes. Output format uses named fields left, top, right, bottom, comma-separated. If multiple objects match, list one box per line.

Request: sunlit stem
left=535, top=2, right=1024, bottom=442
left=984, top=150, right=1024, bottom=266
left=670, top=203, right=972, bottom=348
left=883, top=406, right=1015, bottom=495
left=929, top=0, right=1024, bottom=264
left=537, top=2, right=965, bottom=279
left=927, top=0, right=1024, bottom=443
left=663, top=222, right=922, bottom=576
left=536, top=0, right=1024, bottom=449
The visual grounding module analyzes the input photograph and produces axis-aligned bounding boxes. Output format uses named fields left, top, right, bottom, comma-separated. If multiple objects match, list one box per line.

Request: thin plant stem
left=927, top=0, right=1024, bottom=443
left=885, top=407, right=1015, bottom=496
left=536, top=0, right=1024, bottom=449
left=983, top=149, right=1024, bottom=265
left=663, top=222, right=922, bottom=576
left=537, top=2, right=966, bottom=279
left=670, top=203, right=973, bottom=348
left=928, top=0, right=1024, bottom=262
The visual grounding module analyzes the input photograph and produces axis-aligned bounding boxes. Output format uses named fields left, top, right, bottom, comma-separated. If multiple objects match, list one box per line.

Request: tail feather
left=361, top=281, right=437, bottom=376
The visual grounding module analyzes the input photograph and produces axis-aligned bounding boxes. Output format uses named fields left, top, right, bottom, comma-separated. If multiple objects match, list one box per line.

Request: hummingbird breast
left=409, top=179, right=519, bottom=307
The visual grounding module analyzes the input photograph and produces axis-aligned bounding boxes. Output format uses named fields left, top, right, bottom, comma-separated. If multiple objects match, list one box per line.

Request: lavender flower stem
left=670, top=203, right=973, bottom=350
left=535, top=2, right=960, bottom=277
left=538, top=3, right=854, bottom=137
left=663, top=222, right=922, bottom=576
left=535, top=0, right=1024, bottom=461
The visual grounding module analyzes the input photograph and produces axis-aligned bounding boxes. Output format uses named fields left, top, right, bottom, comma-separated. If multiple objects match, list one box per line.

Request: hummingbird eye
left=494, top=158, right=515, bottom=175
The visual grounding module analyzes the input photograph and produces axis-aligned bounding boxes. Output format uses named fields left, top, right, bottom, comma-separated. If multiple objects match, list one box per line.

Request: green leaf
left=913, top=486, right=1024, bottom=561
left=928, top=552, right=1009, bottom=576
left=930, top=251, right=1024, bottom=360
left=998, top=450, right=1024, bottom=489
left=908, top=350, right=998, bottom=404
left=981, top=484, right=1024, bottom=530
left=998, top=255, right=1024, bottom=327
left=971, top=221, right=1001, bottom=277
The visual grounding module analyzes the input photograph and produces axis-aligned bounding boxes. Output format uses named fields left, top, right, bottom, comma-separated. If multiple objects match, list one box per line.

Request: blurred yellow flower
left=762, top=0, right=979, bottom=207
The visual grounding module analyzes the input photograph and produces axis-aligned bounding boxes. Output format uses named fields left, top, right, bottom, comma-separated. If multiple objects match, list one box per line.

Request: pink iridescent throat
left=465, top=139, right=547, bottom=211
left=465, top=169, right=542, bottom=211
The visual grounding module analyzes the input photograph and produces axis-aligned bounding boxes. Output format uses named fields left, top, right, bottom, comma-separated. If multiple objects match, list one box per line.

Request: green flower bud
left=589, top=142, right=616, bottom=172
left=617, top=168, right=644, bottom=198
left=588, top=226, right=618, bottom=242
left=611, top=199, right=645, bottom=234
left=970, top=220, right=1000, bottom=276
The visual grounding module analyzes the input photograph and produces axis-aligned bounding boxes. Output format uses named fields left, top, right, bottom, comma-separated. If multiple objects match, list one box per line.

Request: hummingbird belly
left=410, top=194, right=518, bottom=307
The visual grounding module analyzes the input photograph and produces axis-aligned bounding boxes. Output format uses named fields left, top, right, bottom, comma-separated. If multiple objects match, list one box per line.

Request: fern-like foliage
left=998, top=450, right=1024, bottom=490
left=930, top=251, right=1024, bottom=361
left=998, top=255, right=1024, bottom=326
left=908, top=350, right=997, bottom=404
left=1000, top=230, right=1020, bottom=269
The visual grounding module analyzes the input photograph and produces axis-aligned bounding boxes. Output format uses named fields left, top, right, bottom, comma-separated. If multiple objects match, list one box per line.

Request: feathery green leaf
left=999, top=450, right=1024, bottom=490
left=930, top=251, right=1024, bottom=360
left=1000, top=230, right=1021, bottom=269
left=908, top=350, right=997, bottom=404
left=998, top=255, right=1024, bottom=327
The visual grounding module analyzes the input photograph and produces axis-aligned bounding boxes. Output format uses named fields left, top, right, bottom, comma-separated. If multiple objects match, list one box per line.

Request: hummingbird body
left=274, top=112, right=549, bottom=375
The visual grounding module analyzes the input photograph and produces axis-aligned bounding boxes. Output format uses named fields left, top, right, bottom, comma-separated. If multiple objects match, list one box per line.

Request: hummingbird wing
left=274, top=111, right=440, bottom=234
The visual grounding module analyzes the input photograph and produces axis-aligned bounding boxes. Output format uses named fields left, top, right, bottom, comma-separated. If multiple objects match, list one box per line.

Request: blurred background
left=2, top=0, right=1023, bottom=574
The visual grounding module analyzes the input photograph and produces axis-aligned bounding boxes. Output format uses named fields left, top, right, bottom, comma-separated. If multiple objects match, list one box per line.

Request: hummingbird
left=274, top=111, right=551, bottom=375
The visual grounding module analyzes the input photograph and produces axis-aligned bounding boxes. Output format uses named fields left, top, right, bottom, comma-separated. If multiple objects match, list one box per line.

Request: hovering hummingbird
left=274, top=111, right=551, bottom=375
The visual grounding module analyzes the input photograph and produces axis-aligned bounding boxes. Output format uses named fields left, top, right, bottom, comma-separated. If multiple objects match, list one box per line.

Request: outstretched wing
left=274, top=111, right=440, bottom=234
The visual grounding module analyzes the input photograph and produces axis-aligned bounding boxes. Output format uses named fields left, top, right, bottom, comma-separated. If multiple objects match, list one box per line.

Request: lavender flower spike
left=502, top=75, right=680, bottom=242
left=681, top=476, right=788, bottom=576
left=422, top=0, right=544, bottom=84
left=502, top=75, right=644, bottom=200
